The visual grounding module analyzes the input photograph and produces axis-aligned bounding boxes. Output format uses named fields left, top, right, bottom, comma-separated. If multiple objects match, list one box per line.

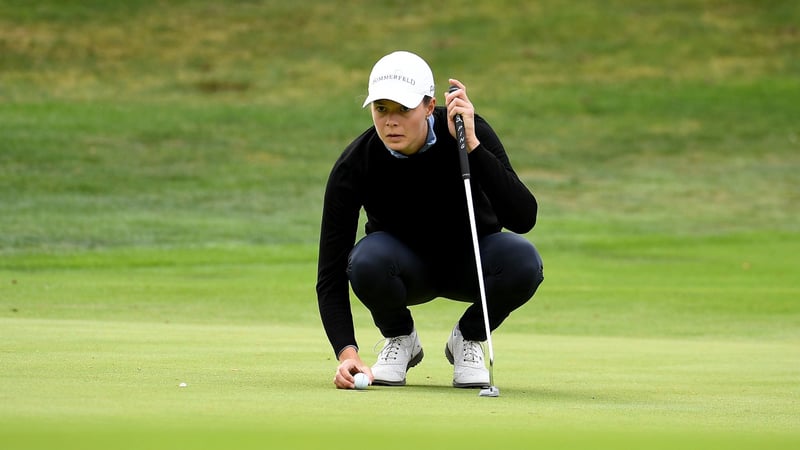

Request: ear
left=426, top=97, right=436, bottom=115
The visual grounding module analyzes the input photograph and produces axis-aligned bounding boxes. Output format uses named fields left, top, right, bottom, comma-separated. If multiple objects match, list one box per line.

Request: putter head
left=478, top=385, right=500, bottom=397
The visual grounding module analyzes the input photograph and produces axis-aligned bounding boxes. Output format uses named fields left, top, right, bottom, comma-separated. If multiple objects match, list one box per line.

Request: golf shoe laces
left=374, top=336, right=404, bottom=361
left=461, top=339, right=484, bottom=364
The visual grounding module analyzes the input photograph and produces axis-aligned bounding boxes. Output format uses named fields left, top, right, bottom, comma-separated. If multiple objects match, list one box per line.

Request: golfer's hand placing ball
left=445, top=79, right=481, bottom=153
left=333, top=347, right=373, bottom=390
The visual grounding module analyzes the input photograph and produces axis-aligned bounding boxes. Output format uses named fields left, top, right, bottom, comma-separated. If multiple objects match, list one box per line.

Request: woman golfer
left=317, top=51, right=543, bottom=389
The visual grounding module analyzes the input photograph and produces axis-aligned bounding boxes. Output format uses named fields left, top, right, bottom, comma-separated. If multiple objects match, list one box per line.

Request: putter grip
left=448, top=86, right=470, bottom=179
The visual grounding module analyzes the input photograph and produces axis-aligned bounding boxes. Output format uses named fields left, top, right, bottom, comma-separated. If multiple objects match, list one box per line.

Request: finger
left=336, top=362, right=359, bottom=386
left=447, top=99, right=459, bottom=117
left=448, top=78, right=465, bottom=92
left=445, top=91, right=457, bottom=107
left=334, top=371, right=354, bottom=389
left=364, top=367, right=375, bottom=381
left=357, top=366, right=375, bottom=382
left=448, top=101, right=467, bottom=122
left=445, top=82, right=464, bottom=105
left=333, top=374, right=346, bottom=389
left=339, top=366, right=356, bottom=382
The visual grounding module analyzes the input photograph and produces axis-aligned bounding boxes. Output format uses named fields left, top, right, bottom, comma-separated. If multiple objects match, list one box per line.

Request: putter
left=449, top=85, right=499, bottom=398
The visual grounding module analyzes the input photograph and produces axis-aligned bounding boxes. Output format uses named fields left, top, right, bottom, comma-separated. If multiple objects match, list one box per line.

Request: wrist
left=337, top=345, right=359, bottom=362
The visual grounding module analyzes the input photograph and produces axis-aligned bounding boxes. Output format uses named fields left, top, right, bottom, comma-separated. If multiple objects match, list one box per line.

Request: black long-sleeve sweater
left=316, top=106, right=537, bottom=357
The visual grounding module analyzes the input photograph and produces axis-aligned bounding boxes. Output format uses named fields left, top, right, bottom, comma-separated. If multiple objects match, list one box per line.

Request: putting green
left=2, top=317, right=797, bottom=450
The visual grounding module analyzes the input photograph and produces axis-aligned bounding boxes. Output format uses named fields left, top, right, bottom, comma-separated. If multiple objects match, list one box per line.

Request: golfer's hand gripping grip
left=448, top=85, right=470, bottom=179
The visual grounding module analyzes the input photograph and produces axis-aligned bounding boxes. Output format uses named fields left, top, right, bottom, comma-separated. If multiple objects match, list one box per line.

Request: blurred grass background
left=2, top=0, right=797, bottom=338
left=2, top=0, right=797, bottom=252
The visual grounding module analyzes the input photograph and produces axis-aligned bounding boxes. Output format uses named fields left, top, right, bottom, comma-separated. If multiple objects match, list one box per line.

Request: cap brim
left=362, top=87, right=424, bottom=109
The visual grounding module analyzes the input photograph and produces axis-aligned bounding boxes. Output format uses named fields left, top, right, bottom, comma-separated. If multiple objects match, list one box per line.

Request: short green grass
left=1, top=0, right=798, bottom=449
left=2, top=317, right=797, bottom=448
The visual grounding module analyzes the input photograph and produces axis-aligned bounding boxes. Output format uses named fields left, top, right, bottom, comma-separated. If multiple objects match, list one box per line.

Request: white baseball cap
left=362, top=51, right=435, bottom=109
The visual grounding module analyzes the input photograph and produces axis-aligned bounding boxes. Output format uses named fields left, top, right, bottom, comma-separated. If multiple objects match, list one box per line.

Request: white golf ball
left=353, top=373, right=369, bottom=390
left=178, top=382, right=188, bottom=388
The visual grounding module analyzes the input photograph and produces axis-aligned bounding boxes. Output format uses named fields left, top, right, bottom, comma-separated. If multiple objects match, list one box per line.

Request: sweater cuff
left=336, top=344, right=359, bottom=360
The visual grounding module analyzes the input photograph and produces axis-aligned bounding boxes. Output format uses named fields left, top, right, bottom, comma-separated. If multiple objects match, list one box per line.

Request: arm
left=468, top=120, right=538, bottom=233
left=445, top=79, right=537, bottom=233
left=318, top=149, right=378, bottom=389
left=316, top=158, right=362, bottom=357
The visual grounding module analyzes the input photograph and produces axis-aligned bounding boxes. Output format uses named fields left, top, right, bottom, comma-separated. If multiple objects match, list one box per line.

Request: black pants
left=346, top=231, right=544, bottom=341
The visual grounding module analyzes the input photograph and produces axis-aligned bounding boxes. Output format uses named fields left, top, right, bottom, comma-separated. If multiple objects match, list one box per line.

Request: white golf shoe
left=445, top=325, right=490, bottom=388
left=371, top=329, right=424, bottom=386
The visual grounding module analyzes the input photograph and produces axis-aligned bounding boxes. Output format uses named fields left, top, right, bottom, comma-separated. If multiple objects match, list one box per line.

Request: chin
left=385, top=143, right=408, bottom=154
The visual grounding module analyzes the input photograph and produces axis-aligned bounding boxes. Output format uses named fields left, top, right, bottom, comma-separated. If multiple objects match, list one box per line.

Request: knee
left=488, top=234, right=543, bottom=295
left=521, top=243, right=544, bottom=283
left=522, top=242, right=544, bottom=289
left=511, top=250, right=543, bottom=297
left=347, top=234, right=398, bottom=288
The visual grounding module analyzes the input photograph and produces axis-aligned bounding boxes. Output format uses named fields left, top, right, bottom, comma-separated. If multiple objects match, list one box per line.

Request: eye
left=374, top=105, right=387, bottom=113
left=400, top=106, right=412, bottom=113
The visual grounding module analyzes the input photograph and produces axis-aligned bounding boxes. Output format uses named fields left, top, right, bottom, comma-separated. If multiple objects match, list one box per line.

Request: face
left=370, top=98, right=435, bottom=156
